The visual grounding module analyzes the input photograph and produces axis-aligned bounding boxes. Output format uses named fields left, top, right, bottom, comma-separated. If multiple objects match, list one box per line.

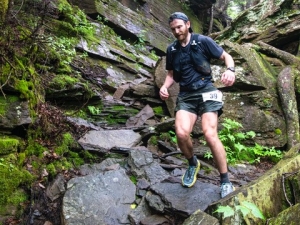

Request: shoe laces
left=186, top=165, right=196, bottom=179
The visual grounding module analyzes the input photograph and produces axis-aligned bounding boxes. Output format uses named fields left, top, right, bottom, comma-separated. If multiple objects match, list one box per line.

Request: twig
left=281, top=171, right=299, bottom=206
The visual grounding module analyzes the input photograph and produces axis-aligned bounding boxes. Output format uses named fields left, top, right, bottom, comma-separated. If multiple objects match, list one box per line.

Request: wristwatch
left=227, top=67, right=235, bottom=72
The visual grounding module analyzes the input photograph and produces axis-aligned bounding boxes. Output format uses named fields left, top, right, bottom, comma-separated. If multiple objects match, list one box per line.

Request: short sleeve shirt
left=166, top=34, right=223, bottom=87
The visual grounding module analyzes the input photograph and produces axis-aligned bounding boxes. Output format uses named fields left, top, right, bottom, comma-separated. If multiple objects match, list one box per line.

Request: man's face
left=169, top=19, right=190, bottom=41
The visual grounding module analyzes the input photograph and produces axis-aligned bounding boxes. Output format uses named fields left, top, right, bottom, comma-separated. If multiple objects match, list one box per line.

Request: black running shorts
left=174, top=85, right=223, bottom=117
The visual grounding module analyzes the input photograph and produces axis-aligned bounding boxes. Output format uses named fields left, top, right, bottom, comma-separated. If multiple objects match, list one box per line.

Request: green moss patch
left=0, top=137, right=20, bottom=155
left=0, top=157, right=33, bottom=214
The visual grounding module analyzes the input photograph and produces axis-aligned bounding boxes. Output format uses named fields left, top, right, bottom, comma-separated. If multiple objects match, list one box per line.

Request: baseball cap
left=168, top=12, right=193, bottom=33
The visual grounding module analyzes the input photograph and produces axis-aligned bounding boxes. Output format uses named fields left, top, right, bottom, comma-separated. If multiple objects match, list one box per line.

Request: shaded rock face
left=0, top=97, right=32, bottom=131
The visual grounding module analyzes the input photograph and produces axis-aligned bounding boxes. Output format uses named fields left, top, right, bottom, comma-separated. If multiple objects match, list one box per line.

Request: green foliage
left=25, top=142, right=47, bottom=157
left=130, top=175, right=137, bottom=185
left=153, top=106, right=163, bottom=115
left=55, top=132, right=74, bottom=156
left=0, top=137, right=19, bottom=154
left=0, top=157, right=33, bottom=211
left=88, top=106, right=102, bottom=115
left=134, top=30, right=147, bottom=51
left=148, top=136, right=158, bottom=145
left=0, top=0, right=9, bottom=21
left=47, top=36, right=77, bottom=67
left=204, top=152, right=213, bottom=160
left=57, top=0, right=95, bottom=39
left=49, top=74, right=79, bottom=89
left=214, top=200, right=265, bottom=222
left=14, top=79, right=35, bottom=100
left=160, top=130, right=177, bottom=144
left=218, top=118, right=282, bottom=164
left=149, top=50, right=159, bottom=61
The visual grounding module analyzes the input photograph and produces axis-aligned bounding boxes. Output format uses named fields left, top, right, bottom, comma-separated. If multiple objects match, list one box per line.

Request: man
left=159, top=12, right=235, bottom=198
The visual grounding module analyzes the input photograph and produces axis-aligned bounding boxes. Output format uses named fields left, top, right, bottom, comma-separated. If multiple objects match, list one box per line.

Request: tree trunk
left=277, top=66, right=300, bottom=149
left=257, top=41, right=300, bottom=66
left=208, top=5, right=214, bottom=35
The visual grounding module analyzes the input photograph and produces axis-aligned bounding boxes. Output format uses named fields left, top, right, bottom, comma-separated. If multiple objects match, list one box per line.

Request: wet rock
left=126, top=104, right=155, bottom=127
left=182, top=209, right=220, bottom=225
left=148, top=181, right=220, bottom=217
left=0, top=98, right=32, bottom=131
left=46, top=174, right=66, bottom=202
left=78, top=129, right=142, bottom=152
left=63, top=168, right=136, bottom=225
left=128, top=148, right=169, bottom=185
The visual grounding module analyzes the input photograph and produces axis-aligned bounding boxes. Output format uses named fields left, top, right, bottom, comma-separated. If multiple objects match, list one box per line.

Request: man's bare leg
left=175, top=110, right=197, bottom=159
left=175, top=110, right=200, bottom=187
left=201, top=112, right=228, bottom=173
left=201, top=111, right=234, bottom=197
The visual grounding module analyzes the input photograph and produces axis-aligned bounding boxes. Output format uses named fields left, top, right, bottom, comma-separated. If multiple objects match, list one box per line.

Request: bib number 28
left=202, top=90, right=223, bottom=103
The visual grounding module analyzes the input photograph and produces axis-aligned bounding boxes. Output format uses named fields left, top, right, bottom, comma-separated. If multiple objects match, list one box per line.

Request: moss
left=0, top=0, right=9, bottom=21
left=14, top=79, right=35, bottom=100
left=0, top=157, right=34, bottom=212
left=18, top=152, right=26, bottom=166
left=49, top=74, right=79, bottom=90
left=0, top=137, right=20, bottom=155
left=82, top=150, right=96, bottom=161
left=0, top=63, right=12, bottom=84
left=153, top=106, right=163, bottom=115
left=46, top=163, right=57, bottom=177
left=274, top=128, right=282, bottom=135
left=0, top=95, right=19, bottom=116
left=68, top=151, right=84, bottom=167
left=148, top=136, right=158, bottom=145
left=25, top=142, right=47, bottom=157
left=54, top=132, right=74, bottom=156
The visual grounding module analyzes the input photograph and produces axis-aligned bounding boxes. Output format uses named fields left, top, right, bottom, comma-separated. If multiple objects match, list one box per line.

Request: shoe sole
left=182, top=160, right=200, bottom=188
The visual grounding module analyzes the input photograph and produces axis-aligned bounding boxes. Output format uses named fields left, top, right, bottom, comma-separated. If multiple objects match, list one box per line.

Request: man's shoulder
left=192, top=33, right=213, bottom=42
left=167, top=39, right=180, bottom=52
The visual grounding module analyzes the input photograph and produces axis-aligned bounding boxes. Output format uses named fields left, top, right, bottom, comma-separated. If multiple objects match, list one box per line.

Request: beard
left=175, top=27, right=189, bottom=42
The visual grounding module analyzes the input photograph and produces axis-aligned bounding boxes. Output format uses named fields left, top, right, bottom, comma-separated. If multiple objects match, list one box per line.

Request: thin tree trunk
left=208, top=5, right=214, bottom=35
left=277, top=66, right=300, bottom=149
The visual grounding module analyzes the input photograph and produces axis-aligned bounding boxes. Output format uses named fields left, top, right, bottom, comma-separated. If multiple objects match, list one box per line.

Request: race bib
left=202, top=90, right=223, bottom=103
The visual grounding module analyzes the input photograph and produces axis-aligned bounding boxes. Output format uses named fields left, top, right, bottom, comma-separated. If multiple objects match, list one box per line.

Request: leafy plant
left=218, top=118, right=282, bottom=164
left=159, top=130, right=177, bottom=144
left=214, top=200, right=265, bottom=222
left=168, top=130, right=177, bottom=144
left=204, top=152, right=213, bottom=160
left=134, top=30, right=147, bottom=51
left=88, top=106, right=101, bottom=115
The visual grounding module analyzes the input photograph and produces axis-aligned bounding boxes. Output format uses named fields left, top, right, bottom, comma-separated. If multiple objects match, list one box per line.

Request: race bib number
left=202, top=90, right=223, bottom=103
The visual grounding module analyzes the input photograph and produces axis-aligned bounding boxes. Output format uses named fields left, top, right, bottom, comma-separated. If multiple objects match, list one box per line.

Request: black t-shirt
left=166, top=34, right=223, bottom=87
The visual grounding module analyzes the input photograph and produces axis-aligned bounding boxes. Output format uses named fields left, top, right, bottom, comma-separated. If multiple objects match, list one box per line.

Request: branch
left=257, top=41, right=300, bottom=66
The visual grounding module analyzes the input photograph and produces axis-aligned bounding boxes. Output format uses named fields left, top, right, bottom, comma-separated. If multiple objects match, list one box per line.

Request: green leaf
left=214, top=205, right=234, bottom=219
left=242, top=201, right=265, bottom=220
left=236, top=205, right=250, bottom=217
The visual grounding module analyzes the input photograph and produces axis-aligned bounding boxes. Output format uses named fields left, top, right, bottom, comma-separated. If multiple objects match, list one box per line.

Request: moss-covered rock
left=0, top=157, right=34, bottom=216
left=0, top=137, right=19, bottom=155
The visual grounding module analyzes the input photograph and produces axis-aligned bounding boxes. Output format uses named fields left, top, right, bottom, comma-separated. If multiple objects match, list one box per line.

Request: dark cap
left=168, top=12, right=193, bottom=33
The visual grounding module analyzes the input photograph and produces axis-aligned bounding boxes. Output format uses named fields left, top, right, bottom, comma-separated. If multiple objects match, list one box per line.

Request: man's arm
left=159, top=70, right=174, bottom=100
left=219, top=51, right=235, bottom=86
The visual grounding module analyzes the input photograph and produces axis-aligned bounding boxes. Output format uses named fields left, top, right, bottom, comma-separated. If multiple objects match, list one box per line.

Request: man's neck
left=179, top=32, right=191, bottom=47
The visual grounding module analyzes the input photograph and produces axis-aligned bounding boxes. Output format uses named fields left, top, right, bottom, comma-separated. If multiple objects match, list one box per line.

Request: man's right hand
left=159, top=86, right=169, bottom=100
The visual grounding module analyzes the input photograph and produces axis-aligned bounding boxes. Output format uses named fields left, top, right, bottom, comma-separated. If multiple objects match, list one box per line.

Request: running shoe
left=182, top=159, right=200, bottom=187
left=220, top=182, right=235, bottom=198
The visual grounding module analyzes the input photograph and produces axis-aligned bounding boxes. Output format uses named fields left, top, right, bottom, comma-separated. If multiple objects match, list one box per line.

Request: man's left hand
left=221, top=70, right=235, bottom=86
